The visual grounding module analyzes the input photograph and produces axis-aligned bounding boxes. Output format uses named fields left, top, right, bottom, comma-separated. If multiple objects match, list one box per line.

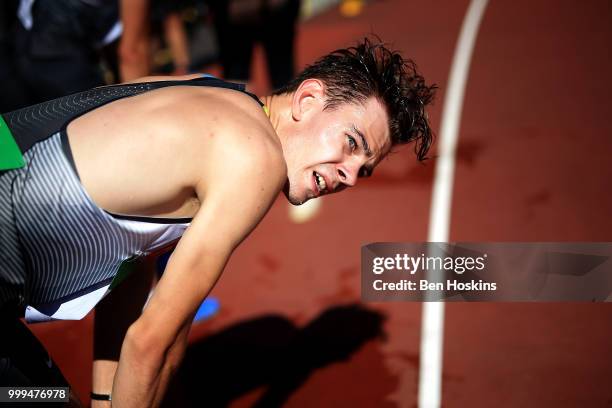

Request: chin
left=286, top=193, right=308, bottom=206
left=283, top=185, right=308, bottom=206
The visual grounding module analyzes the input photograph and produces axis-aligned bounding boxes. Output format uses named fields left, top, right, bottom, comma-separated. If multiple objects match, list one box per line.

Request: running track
left=31, top=1, right=612, bottom=406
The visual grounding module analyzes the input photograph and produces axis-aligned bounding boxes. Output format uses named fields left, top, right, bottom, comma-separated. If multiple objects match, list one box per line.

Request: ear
left=290, top=79, right=326, bottom=122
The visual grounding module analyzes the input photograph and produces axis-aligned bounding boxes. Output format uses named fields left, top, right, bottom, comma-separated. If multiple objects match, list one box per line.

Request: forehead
left=329, top=97, right=392, bottom=162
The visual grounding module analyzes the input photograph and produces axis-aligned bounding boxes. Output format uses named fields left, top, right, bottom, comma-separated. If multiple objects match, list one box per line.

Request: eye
left=358, top=167, right=371, bottom=178
left=347, top=135, right=357, bottom=151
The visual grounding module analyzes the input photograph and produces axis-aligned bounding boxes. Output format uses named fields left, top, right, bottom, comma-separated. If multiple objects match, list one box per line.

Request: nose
left=337, top=163, right=359, bottom=188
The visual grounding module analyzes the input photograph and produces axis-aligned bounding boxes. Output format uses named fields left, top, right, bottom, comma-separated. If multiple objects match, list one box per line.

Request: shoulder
left=129, top=83, right=286, bottom=189
left=177, top=89, right=287, bottom=195
left=156, top=84, right=272, bottom=143
left=203, top=117, right=286, bottom=198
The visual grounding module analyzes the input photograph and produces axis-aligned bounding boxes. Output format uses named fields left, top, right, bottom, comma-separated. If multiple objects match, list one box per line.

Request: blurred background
left=2, top=0, right=611, bottom=406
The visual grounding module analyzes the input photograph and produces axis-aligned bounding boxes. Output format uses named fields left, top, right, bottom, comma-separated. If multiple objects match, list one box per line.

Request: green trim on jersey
left=0, top=115, right=24, bottom=170
left=109, top=257, right=139, bottom=291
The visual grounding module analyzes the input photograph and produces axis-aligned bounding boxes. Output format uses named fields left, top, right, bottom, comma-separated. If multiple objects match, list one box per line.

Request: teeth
left=315, top=172, right=327, bottom=191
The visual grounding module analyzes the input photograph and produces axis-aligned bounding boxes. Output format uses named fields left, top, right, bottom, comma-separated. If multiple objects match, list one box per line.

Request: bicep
left=132, top=148, right=284, bottom=346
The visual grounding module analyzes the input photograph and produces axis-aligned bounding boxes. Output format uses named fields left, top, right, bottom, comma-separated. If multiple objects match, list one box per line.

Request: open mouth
left=313, top=171, right=327, bottom=194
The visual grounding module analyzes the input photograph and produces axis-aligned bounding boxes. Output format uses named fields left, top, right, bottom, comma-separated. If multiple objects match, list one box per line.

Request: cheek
left=316, top=124, right=345, bottom=157
left=304, top=136, right=338, bottom=166
left=294, top=120, right=344, bottom=169
left=298, top=131, right=329, bottom=164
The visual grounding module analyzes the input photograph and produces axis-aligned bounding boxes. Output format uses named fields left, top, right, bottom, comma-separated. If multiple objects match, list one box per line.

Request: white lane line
left=418, top=1, right=489, bottom=407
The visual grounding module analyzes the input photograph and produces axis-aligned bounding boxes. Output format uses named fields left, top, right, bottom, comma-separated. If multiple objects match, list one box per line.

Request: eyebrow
left=350, top=124, right=375, bottom=177
left=351, top=125, right=373, bottom=158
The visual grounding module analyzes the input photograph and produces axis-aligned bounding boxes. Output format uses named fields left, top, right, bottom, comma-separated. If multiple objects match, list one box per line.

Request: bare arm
left=110, top=125, right=285, bottom=407
left=163, top=13, right=190, bottom=75
left=118, top=0, right=150, bottom=81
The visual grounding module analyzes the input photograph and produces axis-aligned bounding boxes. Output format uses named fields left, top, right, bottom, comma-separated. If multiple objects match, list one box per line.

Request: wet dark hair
left=274, top=38, right=437, bottom=161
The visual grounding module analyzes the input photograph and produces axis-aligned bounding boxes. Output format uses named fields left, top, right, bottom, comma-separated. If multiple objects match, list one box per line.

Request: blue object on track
left=194, top=297, right=220, bottom=323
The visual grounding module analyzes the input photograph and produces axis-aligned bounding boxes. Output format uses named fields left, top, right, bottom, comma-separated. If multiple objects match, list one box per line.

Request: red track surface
left=30, top=1, right=612, bottom=406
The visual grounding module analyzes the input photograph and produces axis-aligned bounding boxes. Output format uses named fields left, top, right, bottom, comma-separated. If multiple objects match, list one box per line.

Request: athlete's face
left=282, top=80, right=391, bottom=205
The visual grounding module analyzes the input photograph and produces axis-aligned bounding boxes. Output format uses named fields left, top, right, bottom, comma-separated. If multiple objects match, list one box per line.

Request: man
left=209, top=0, right=301, bottom=89
left=2, top=0, right=152, bottom=112
left=0, top=38, right=435, bottom=406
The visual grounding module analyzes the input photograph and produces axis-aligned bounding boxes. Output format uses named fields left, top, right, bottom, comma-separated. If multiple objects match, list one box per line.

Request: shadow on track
left=162, top=304, right=386, bottom=407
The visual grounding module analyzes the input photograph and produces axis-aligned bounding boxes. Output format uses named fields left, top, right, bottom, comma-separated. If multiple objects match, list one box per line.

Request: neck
left=259, top=93, right=291, bottom=144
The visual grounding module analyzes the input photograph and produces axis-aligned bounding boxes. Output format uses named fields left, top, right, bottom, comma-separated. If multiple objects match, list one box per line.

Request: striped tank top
left=0, top=77, right=261, bottom=322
